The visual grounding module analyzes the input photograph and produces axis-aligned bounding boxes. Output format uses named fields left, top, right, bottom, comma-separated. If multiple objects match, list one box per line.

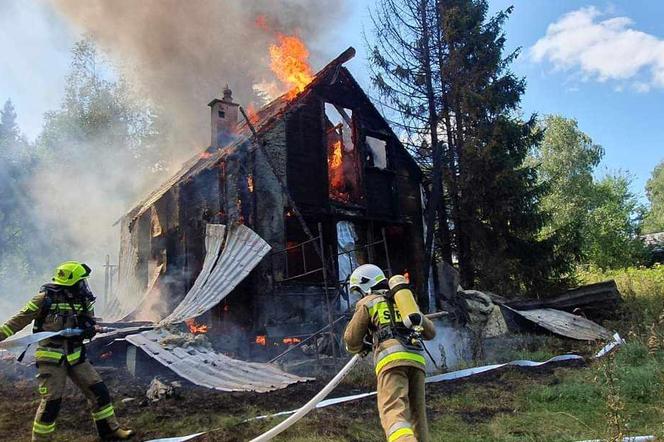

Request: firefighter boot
left=100, top=427, right=135, bottom=440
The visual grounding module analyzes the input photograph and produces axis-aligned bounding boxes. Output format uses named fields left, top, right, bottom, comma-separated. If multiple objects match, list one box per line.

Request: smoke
left=50, top=0, right=348, bottom=151
left=0, top=1, right=349, bottom=316
left=425, top=322, right=471, bottom=373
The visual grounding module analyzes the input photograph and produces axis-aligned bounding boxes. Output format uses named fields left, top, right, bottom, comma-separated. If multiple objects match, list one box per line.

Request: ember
left=269, top=34, right=314, bottom=99
left=185, top=318, right=209, bottom=334
left=282, top=337, right=301, bottom=345
left=255, top=335, right=267, bottom=346
left=247, top=175, right=254, bottom=192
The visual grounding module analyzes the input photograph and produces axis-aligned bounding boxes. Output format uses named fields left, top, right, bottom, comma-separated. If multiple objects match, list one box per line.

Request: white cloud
left=530, top=6, right=664, bottom=91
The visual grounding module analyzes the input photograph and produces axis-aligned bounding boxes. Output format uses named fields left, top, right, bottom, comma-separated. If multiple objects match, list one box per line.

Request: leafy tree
left=583, top=173, right=645, bottom=269
left=33, top=37, right=162, bottom=263
left=533, top=116, right=644, bottom=269
left=643, top=161, right=664, bottom=234
left=532, top=115, right=604, bottom=262
left=0, top=38, right=162, bottom=310
left=0, top=99, right=39, bottom=301
left=370, top=0, right=560, bottom=294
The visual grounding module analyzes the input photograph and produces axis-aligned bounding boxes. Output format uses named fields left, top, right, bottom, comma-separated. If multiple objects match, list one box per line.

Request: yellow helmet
left=52, top=261, right=91, bottom=286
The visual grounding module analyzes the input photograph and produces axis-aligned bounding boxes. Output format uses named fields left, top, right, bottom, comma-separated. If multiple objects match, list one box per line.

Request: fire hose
left=0, top=327, right=117, bottom=350
left=248, top=353, right=361, bottom=442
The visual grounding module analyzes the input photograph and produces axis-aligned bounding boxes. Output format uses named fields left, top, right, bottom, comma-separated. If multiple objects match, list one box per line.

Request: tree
left=33, top=37, right=162, bottom=263
left=370, top=0, right=559, bottom=294
left=0, top=99, right=39, bottom=302
left=583, top=173, right=645, bottom=269
left=643, top=161, right=664, bottom=234
left=0, top=99, right=19, bottom=146
left=533, top=116, right=645, bottom=269
left=532, top=115, right=604, bottom=262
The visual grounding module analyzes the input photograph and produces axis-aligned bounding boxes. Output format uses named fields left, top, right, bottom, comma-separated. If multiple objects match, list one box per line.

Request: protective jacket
left=344, top=290, right=436, bottom=442
left=343, top=291, right=436, bottom=375
left=0, top=284, right=95, bottom=366
left=0, top=287, right=124, bottom=441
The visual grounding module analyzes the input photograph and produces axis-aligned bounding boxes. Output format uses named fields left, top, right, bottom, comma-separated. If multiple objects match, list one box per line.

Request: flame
left=246, top=103, right=260, bottom=125
left=269, top=34, right=314, bottom=99
left=247, top=175, right=254, bottom=192
left=255, top=335, right=267, bottom=346
left=328, top=139, right=350, bottom=202
left=185, top=318, right=209, bottom=334
left=283, top=337, right=302, bottom=345
left=404, top=271, right=410, bottom=283
left=200, top=151, right=212, bottom=159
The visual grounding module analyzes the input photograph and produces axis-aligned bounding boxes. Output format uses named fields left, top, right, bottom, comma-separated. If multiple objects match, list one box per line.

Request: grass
left=2, top=266, right=663, bottom=441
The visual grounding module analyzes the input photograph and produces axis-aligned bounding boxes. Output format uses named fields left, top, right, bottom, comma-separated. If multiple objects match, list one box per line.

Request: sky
left=0, top=0, right=662, bottom=201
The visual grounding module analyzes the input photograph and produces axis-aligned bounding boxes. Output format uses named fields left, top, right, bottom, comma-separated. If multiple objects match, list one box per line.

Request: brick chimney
left=208, top=85, right=239, bottom=149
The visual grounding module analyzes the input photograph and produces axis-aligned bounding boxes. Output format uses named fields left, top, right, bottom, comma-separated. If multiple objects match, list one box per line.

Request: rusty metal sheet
left=126, top=329, right=310, bottom=392
left=161, top=224, right=271, bottom=325
left=507, top=306, right=613, bottom=341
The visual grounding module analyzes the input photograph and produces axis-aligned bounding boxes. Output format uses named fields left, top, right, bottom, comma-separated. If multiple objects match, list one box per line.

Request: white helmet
left=349, top=264, right=387, bottom=296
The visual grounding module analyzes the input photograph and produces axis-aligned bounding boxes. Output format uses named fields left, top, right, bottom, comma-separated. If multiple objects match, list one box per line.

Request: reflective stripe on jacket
left=0, top=289, right=94, bottom=365
left=343, top=292, right=435, bottom=375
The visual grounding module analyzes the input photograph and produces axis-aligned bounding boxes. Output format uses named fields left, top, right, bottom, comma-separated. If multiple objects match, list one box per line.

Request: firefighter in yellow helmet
left=344, top=264, right=436, bottom=442
left=0, top=261, right=134, bottom=441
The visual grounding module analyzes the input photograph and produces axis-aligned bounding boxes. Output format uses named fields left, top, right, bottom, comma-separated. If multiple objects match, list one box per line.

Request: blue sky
left=1, top=0, right=662, bottom=201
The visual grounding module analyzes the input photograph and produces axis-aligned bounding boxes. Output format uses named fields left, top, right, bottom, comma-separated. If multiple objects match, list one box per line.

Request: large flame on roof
left=269, top=34, right=314, bottom=99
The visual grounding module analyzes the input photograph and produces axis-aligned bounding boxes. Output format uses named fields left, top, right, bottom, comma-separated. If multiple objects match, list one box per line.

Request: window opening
left=366, top=136, right=388, bottom=169
left=325, top=103, right=362, bottom=204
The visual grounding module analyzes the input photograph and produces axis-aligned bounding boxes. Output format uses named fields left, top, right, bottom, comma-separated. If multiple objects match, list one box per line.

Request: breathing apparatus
left=384, top=274, right=424, bottom=347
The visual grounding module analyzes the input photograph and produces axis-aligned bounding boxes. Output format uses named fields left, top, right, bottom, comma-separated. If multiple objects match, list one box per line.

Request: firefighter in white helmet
left=343, top=264, right=436, bottom=442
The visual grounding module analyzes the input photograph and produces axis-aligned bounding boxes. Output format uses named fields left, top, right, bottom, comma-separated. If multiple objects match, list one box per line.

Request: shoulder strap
left=33, top=286, right=55, bottom=333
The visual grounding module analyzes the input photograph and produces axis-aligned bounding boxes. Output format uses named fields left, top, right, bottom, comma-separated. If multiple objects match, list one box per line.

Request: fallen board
left=126, top=329, right=311, bottom=393
left=506, top=280, right=621, bottom=319
left=506, top=306, right=612, bottom=341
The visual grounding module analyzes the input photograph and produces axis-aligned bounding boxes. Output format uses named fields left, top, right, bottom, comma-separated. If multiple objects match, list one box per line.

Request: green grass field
left=1, top=266, right=663, bottom=441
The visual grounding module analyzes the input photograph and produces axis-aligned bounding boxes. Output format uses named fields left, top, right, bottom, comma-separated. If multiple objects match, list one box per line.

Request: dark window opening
left=218, top=109, right=225, bottom=118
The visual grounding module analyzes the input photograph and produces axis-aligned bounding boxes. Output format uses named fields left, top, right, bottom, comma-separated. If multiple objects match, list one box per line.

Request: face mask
left=69, top=279, right=95, bottom=300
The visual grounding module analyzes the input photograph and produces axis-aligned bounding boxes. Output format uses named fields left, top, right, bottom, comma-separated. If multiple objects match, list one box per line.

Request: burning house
left=105, top=47, right=427, bottom=362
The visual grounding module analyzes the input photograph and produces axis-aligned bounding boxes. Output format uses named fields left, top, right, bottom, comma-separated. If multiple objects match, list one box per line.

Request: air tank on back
left=388, top=274, right=424, bottom=330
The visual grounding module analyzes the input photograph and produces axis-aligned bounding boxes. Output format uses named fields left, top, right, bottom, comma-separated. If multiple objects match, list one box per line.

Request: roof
left=120, top=46, right=421, bottom=225
left=126, top=329, right=312, bottom=392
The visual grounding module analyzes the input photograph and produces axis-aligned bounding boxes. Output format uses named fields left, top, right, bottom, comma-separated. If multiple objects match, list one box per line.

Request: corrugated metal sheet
left=126, top=329, right=311, bottom=392
left=507, top=306, right=612, bottom=341
left=161, top=223, right=271, bottom=325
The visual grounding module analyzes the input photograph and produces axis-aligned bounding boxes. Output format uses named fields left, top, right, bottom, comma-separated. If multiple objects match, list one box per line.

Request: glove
left=360, top=336, right=372, bottom=356
left=79, top=317, right=97, bottom=339
left=81, top=326, right=97, bottom=339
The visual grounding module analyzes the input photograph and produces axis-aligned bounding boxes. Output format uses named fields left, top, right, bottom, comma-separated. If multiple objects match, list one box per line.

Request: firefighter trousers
left=33, top=360, right=120, bottom=441
left=376, top=365, right=429, bottom=442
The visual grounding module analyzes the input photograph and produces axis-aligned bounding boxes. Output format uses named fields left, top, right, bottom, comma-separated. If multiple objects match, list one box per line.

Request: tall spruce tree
left=370, top=0, right=562, bottom=294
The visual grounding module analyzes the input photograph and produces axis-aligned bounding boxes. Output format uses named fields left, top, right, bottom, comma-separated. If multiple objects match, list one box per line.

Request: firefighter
left=0, top=261, right=134, bottom=441
left=344, top=264, right=436, bottom=442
